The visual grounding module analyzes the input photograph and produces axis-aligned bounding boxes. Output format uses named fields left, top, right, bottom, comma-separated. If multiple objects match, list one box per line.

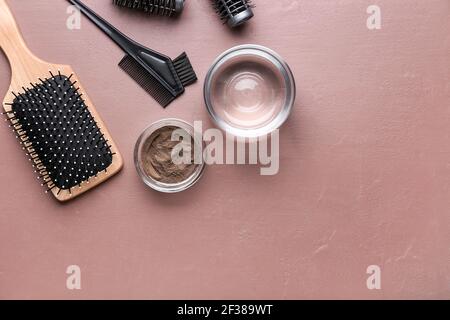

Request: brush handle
left=67, top=0, right=179, bottom=96
left=0, top=0, right=38, bottom=72
left=68, top=0, right=139, bottom=55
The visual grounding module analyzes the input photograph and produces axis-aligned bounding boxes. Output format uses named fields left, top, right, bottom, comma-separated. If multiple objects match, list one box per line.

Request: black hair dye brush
left=112, top=0, right=185, bottom=17
left=212, top=0, right=255, bottom=28
left=69, top=0, right=197, bottom=108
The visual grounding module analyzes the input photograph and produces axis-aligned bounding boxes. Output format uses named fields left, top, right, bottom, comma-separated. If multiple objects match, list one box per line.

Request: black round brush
left=112, top=0, right=185, bottom=17
left=212, top=0, right=254, bottom=28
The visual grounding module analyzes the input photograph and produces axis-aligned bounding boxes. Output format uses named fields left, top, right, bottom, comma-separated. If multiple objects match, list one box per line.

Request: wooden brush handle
left=0, top=0, right=39, bottom=73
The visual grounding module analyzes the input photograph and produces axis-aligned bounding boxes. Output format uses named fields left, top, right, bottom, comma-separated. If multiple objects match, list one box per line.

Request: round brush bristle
left=112, top=0, right=184, bottom=17
left=212, top=0, right=255, bottom=28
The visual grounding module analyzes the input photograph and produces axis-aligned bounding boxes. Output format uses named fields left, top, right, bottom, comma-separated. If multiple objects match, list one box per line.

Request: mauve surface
left=0, top=0, right=449, bottom=299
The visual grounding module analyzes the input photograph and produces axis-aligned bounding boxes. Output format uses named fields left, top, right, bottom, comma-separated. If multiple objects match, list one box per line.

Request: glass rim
left=204, top=44, right=296, bottom=138
left=134, top=118, right=206, bottom=193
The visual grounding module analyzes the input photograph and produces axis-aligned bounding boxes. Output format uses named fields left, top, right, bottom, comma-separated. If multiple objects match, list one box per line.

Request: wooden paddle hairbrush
left=0, top=0, right=123, bottom=201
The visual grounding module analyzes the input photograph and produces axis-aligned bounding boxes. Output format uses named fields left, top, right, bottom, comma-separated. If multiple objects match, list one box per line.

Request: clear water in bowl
left=210, top=54, right=286, bottom=130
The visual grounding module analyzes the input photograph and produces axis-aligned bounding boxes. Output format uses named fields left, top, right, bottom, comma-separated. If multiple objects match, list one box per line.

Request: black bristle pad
left=9, top=74, right=113, bottom=190
left=213, top=0, right=254, bottom=21
left=112, top=0, right=180, bottom=16
left=173, top=52, right=198, bottom=88
left=119, top=55, right=175, bottom=108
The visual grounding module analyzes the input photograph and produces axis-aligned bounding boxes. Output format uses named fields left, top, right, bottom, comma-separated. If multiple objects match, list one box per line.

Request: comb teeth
left=173, top=52, right=198, bottom=88
left=213, top=0, right=254, bottom=27
left=119, top=55, right=176, bottom=108
left=3, top=72, right=113, bottom=193
left=112, top=0, right=184, bottom=16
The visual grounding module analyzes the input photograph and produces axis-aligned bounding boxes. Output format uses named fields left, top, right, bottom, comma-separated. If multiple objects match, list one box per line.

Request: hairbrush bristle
left=112, top=0, right=184, bottom=16
left=4, top=72, right=113, bottom=194
left=173, top=52, right=198, bottom=88
left=212, top=0, right=254, bottom=27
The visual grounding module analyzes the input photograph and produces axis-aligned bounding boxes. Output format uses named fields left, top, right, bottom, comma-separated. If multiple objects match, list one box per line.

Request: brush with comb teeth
left=69, top=0, right=198, bottom=108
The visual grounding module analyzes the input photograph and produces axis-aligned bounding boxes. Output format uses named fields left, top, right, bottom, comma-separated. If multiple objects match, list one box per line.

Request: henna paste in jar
left=141, top=126, right=198, bottom=184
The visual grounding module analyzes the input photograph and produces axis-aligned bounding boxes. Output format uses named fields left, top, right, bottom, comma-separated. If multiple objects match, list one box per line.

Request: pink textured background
left=1, top=0, right=449, bottom=299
